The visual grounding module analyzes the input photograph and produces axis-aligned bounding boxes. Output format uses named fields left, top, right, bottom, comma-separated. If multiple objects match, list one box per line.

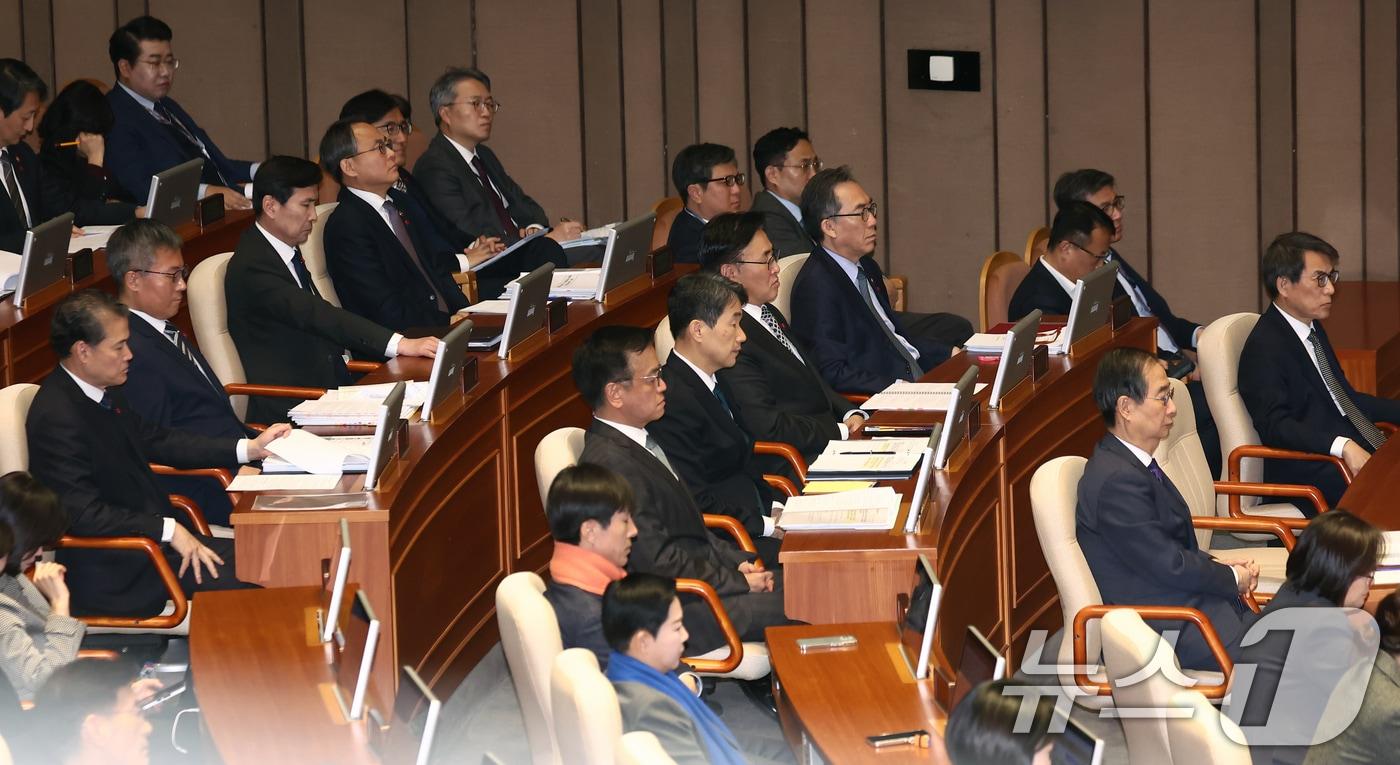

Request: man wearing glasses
left=414, top=67, right=584, bottom=248
left=1009, top=200, right=1118, bottom=323
left=105, top=16, right=254, bottom=210
left=667, top=143, right=745, bottom=264
left=750, top=127, right=823, bottom=259
left=1240, top=232, right=1400, bottom=511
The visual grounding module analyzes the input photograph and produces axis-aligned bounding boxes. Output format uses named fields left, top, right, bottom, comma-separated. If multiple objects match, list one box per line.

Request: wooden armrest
left=841, top=392, right=869, bottom=406
left=452, top=271, right=480, bottom=303
left=764, top=475, right=798, bottom=498
left=1213, top=480, right=1327, bottom=523
left=1073, top=604, right=1232, bottom=699
left=1243, top=592, right=1262, bottom=614
left=77, top=649, right=120, bottom=660
left=150, top=465, right=232, bottom=489
left=346, top=360, right=383, bottom=374
left=224, top=382, right=327, bottom=399
left=753, top=441, right=807, bottom=482
left=1379, top=422, right=1398, bottom=435
left=167, top=494, right=211, bottom=537
left=702, top=514, right=761, bottom=567
left=1190, top=514, right=1296, bottom=551
left=883, top=275, right=908, bottom=312
left=676, top=578, right=744, bottom=674
left=56, top=536, right=189, bottom=630
left=1228, top=444, right=1352, bottom=485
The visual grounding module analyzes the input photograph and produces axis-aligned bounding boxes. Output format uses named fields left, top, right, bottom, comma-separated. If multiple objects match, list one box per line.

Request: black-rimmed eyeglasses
left=826, top=201, right=878, bottom=222
left=350, top=139, right=394, bottom=159
left=133, top=267, right=189, bottom=283
left=706, top=173, right=747, bottom=188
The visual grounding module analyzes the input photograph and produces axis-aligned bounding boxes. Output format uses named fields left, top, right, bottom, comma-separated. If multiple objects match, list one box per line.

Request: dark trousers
left=67, top=531, right=255, bottom=618
left=681, top=569, right=797, bottom=654
left=476, top=236, right=568, bottom=299
left=898, top=310, right=975, bottom=348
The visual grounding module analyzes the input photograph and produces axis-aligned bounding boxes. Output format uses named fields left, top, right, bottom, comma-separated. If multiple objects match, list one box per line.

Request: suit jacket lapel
left=433, top=133, right=500, bottom=220
left=1100, top=435, right=1196, bottom=548
left=668, top=357, right=737, bottom=430
left=1264, top=305, right=1335, bottom=403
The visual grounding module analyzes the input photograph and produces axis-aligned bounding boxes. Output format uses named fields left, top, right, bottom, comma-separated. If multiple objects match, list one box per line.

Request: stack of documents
left=863, top=381, right=988, bottom=411
left=0, top=250, right=20, bottom=296
left=963, top=333, right=1010, bottom=354
left=288, top=393, right=415, bottom=427
left=807, top=439, right=928, bottom=480
left=779, top=487, right=902, bottom=530
left=262, top=433, right=375, bottom=474
left=549, top=269, right=601, bottom=300
left=1377, top=531, right=1400, bottom=584
left=469, top=230, right=547, bottom=271
left=68, top=225, right=120, bottom=253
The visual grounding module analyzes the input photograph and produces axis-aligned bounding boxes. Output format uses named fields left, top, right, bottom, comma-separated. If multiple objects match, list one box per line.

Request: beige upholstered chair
left=618, top=731, right=678, bottom=765
left=299, top=202, right=342, bottom=306
left=772, top=253, right=809, bottom=319
left=654, top=316, right=674, bottom=364
left=496, top=572, right=564, bottom=765
left=1198, top=313, right=1337, bottom=520
left=1024, top=226, right=1049, bottom=265
left=1166, top=689, right=1251, bottom=764
left=534, top=427, right=587, bottom=512
left=0, top=384, right=37, bottom=475
left=549, top=648, right=622, bottom=765
left=1101, top=609, right=1192, bottom=765
left=978, top=250, right=1030, bottom=331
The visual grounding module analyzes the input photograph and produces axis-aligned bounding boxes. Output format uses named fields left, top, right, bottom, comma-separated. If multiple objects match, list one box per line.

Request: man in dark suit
left=1008, top=200, right=1120, bottom=321
left=700, top=212, right=866, bottom=475
left=26, top=290, right=289, bottom=616
left=413, top=67, right=583, bottom=250
left=108, top=219, right=254, bottom=526
left=572, top=325, right=790, bottom=648
left=1240, top=232, right=1400, bottom=511
left=225, top=156, right=438, bottom=424
left=0, top=59, right=45, bottom=253
left=789, top=166, right=953, bottom=394
left=1077, top=347, right=1259, bottom=671
left=104, top=16, right=253, bottom=210
left=668, top=143, right=744, bottom=264
left=649, top=273, right=784, bottom=563
left=749, top=128, right=820, bottom=259
left=319, top=119, right=468, bottom=331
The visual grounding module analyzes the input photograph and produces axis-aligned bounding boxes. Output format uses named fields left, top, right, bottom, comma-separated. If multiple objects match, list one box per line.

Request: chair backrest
left=301, top=202, right=342, bottom=307
left=773, top=252, right=810, bottom=319
left=654, top=316, right=675, bottom=365
left=1153, top=377, right=1217, bottom=549
left=1199, top=313, right=1263, bottom=498
left=979, top=251, right=1031, bottom=331
left=1024, top=226, right=1050, bottom=265
left=0, top=384, right=38, bottom=473
left=1100, top=609, right=1181, bottom=765
left=1029, top=456, right=1102, bottom=666
left=495, top=572, right=565, bottom=765
left=618, top=731, right=677, bottom=765
left=1166, top=689, right=1251, bottom=764
left=651, top=197, right=683, bottom=252
left=186, top=252, right=250, bottom=420
left=549, top=648, right=622, bottom=765
left=534, top=427, right=586, bottom=508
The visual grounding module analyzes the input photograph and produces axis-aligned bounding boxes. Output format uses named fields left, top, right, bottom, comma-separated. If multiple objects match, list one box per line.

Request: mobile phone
left=138, top=680, right=188, bottom=714
left=796, top=634, right=857, bottom=652
left=866, top=729, right=930, bottom=748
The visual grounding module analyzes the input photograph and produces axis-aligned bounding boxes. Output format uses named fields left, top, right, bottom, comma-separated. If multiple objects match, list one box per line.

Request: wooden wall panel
left=993, top=0, right=1048, bottom=251
left=21, top=0, right=53, bottom=91
left=262, top=0, right=306, bottom=158
left=661, top=0, right=697, bottom=179
left=1257, top=0, right=1295, bottom=309
left=746, top=0, right=806, bottom=195
left=1147, top=0, right=1257, bottom=322
left=1295, top=0, right=1363, bottom=269
left=475, top=0, right=583, bottom=222
left=0, top=0, right=22, bottom=60
left=52, top=0, right=118, bottom=91
left=621, top=0, right=665, bottom=215
left=1363, top=0, right=1399, bottom=280
left=695, top=0, right=749, bottom=195
left=301, top=0, right=407, bottom=160
left=580, top=0, right=625, bottom=225
left=405, top=0, right=474, bottom=138
left=884, top=0, right=995, bottom=319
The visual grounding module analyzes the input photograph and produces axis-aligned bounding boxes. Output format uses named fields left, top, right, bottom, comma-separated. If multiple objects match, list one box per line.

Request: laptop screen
left=951, top=625, right=1006, bottom=710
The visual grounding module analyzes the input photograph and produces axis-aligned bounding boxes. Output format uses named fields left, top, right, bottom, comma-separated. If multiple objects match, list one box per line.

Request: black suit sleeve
left=790, top=279, right=899, bottom=394
left=38, top=154, right=137, bottom=226
left=324, top=207, right=451, bottom=330
left=244, top=250, right=396, bottom=359
left=722, top=352, right=842, bottom=458
left=1239, top=342, right=1342, bottom=456
left=648, top=395, right=767, bottom=539
left=132, top=408, right=238, bottom=469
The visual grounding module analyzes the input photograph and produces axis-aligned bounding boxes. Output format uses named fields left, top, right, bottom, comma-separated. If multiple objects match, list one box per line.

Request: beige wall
left=5, top=0, right=1398, bottom=319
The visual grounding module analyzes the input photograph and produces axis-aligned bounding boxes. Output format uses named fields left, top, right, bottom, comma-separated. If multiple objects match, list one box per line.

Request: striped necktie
left=164, top=321, right=219, bottom=393
left=1308, top=328, right=1387, bottom=451
left=759, top=304, right=802, bottom=361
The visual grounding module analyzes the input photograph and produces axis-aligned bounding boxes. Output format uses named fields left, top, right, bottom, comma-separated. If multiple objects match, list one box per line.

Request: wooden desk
left=1340, top=434, right=1400, bottom=523
left=1327, top=281, right=1400, bottom=397
left=189, top=586, right=379, bottom=765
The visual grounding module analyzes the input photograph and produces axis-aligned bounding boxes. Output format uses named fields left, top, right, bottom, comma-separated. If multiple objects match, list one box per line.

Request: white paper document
left=822, top=438, right=928, bottom=455
left=549, top=268, right=601, bottom=300
left=461, top=299, right=511, bottom=315
left=227, top=473, right=343, bottom=492
left=779, top=487, right=902, bottom=530
left=0, top=250, right=19, bottom=294
left=68, top=225, right=120, bottom=254
left=807, top=452, right=923, bottom=480
left=1381, top=531, right=1400, bottom=566
left=262, top=430, right=372, bottom=474
left=963, top=333, right=1010, bottom=354
left=470, top=229, right=547, bottom=271
left=320, top=382, right=429, bottom=408
left=863, top=381, right=988, bottom=411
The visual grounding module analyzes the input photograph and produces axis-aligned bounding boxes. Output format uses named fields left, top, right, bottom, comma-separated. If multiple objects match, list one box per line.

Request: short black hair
left=1261, top=231, right=1340, bottom=300
left=37, top=80, right=109, bottom=148
left=0, top=472, right=64, bottom=577
left=319, top=118, right=365, bottom=185
left=34, top=658, right=143, bottom=761
left=339, top=89, right=398, bottom=124
left=0, top=58, right=47, bottom=118
left=545, top=463, right=634, bottom=545
left=699, top=211, right=768, bottom=271
left=1093, top=347, right=1158, bottom=427
left=429, top=66, right=491, bottom=127
left=671, top=143, right=736, bottom=199
left=602, top=573, right=677, bottom=653
left=752, top=127, right=809, bottom=189
left=945, top=679, right=1058, bottom=765
left=106, top=219, right=182, bottom=291
left=50, top=289, right=128, bottom=359
left=1052, top=168, right=1116, bottom=211
left=571, top=325, right=654, bottom=411
left=1048, top=200, right=1114, bottom=253
left=1377, top=590, right=1400, bottom=655
left=667, top=272, right=746, bottom=337
left=800, top=165, right=856, bottom=243
left=109, top=16, right=172, bottom=77
left=253, top=155, right=322, bottom=218
left=1286, top=509, right=1382, bottom=606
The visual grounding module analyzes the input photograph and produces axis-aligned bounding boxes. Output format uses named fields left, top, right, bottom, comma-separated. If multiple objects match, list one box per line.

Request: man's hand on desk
left=397, top=336, right=439, bottom=358
left=246, top=423, right=293, bottom=461
left=169, top=525, right=223, bottom=584
left=463, top=235, right=506, bottom=267
left=844, top=413, right=867, bottom=437
left=544, top=219, right=584, bottom=242
left=1342, top=440, right=1371, bottom=476
left=209, top=185, right=253, bottom=210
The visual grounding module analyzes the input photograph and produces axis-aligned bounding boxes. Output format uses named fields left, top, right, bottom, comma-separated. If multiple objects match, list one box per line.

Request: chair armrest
left=167, top=494, right=211, bottom=537
left=150, top=465, right=231, bottom=489
left=676, top=578, right=744, bottom=674
left=752, top=441, right=807, bottom=482
left=883, top=275, right=908, bottom=312
left=764, top=475, right=798, bottom=498
left=1213, top=480, right=1326, bottom=523
left=1379, top=422, right=1398, bottom=435
left=841, top=393, right=869, bottom=406
left=452, top=271, right=479, bottom=303
left=346, top=360, right=382, bottom=374
left=1228, top=444, right=1352, bottom=485
left=702, top=514, right=761, bottom=567
left=1190, top=515, right=1296, bottom=551
left=55, top=536, right=189, bottom=630
left=1072, top=604, right=1232, bottom=699
left=77, top=649, right=120, bottom=660
left=224, top=382, right=327, bottom=399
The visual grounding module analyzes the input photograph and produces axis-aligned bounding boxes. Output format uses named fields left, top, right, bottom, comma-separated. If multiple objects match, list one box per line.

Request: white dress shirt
left=1104, top=251, right=1200, bottom=353
left=117, top=81, right=257, bottom=198
left=0, top=146, right=32, bottom=225
left=1040, top=256, right=1080, bottom=300
left=741, top=303, right=862, bottom=438
left=442, top=135, right=543, bottom=234
left=822, top=248, right=921, bottom=360
left=772, top=193, right=803, bottom=227
left=1274, top=304, right=1353, bottom=458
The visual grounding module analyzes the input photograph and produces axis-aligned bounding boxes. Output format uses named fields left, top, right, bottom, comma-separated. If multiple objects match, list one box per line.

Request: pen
left=57, top=140, right=80, bottom=148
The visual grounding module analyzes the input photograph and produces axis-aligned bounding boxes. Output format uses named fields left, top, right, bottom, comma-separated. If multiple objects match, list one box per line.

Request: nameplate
left=1031, top=345, right=1049, bottom=382
left=1111, top=296, right=1135, bottom=331
left=965, top=401, right=981, bottom=441
left=196, top=194, right=225, bottom=228
left=462, top=356, right=479, bottom=393
left=547, top=298, right=569, bottom=333
left=68, top=248, right=94, bottom=284
left=649, top=248, right=674, bottom=279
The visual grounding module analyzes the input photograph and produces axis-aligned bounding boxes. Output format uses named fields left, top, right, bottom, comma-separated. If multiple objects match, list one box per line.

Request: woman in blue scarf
left=603, top=573, right=747, bottom=765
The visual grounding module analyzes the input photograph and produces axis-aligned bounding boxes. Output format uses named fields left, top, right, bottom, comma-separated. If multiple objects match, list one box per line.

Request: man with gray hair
left=108, top=219, right=258, bottom=525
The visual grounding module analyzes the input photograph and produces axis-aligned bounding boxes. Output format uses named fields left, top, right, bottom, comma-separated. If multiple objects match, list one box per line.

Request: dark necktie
left=290, top=248, right=319, bottom=297
left=164, top=321, right=220, bottom=393
left=383, top=199, right=448, bottom=313
left=152, top=102, right=229, bottom=186
left=1308, top=328, right=1388, bottom=451
left=0, top=149, right=28, bottom=228
left=713, top=383, right=734, bottom=419
left=855, top=263, right=920, bottom=380
left=759, top=304, right=802, bottom=361
left=1147, top=458, right=1169, bottom=484
left=468, top=154, right=519, bottom=243
left=99, top=391, right=116, bottom=412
